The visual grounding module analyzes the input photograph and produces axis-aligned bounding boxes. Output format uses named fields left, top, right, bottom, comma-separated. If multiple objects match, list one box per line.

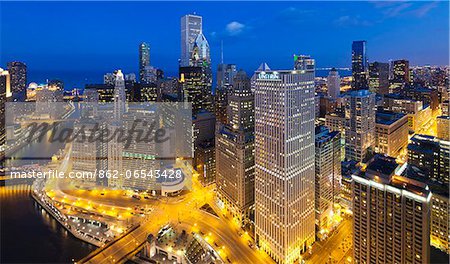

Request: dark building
left=403, top=87, right=439, bottom=111
left=215, top=64, right=237, bottom=125
left=84, top=84, right=114, bottom=102
left=196, top=139, right=216, bottom=186
left=368, top=62, right=389, bottom=95
left=139, top=42, right=150, bottom=83
left=351, top=41, right=368, bottom=90
left=179, top=66, right=213, bottom=116
left=393, top=59, right=410, bottom=84
left=7, top=61, right=27, bottom=101
left=407, top=134, right=449, bottom=185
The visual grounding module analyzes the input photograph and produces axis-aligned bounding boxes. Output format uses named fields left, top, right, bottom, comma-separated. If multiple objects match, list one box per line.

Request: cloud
left=414, top=1, right=439, bottom=17
left=226, top=21, right=245, bottom=36
left=371, top=1, right=439, bottom=18
left=334, top=15, right=372, bottom=27
left=277, top=7, right=315, bottom=24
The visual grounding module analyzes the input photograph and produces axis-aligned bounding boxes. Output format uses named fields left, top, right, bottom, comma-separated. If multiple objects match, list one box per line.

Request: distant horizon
left=2, top=1, right=449, bottom=88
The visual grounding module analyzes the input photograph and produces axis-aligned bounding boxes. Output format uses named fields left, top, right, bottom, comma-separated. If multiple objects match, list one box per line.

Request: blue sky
left=1, top=1, right=448, bottom=87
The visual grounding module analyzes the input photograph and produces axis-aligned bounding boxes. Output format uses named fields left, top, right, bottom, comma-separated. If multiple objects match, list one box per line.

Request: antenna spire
left=220, top=40, right=224, bottom=64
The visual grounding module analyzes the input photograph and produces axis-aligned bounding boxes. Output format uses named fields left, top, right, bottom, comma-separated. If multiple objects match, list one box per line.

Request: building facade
left=327, top=68, right=340, bottom=99
left=314, top=126, right=341, bottom=237
left=180, top=14, right=202, bottom=67
left=216, top=70, right=255, bottom=223
left=139, top=42, right=150, bottom=83
left=254, top=63, right=316, bottom=263
left=375, top=110, right=409, bottom=157
left=407, top=134, right=450, bottom=185
left=352, top=155, right=431, bottom=264
left=351, top=41, right=368, bottom=90
left=368, top=62, right=389, bottom=95
left=344, top=90, right=376, bottom=162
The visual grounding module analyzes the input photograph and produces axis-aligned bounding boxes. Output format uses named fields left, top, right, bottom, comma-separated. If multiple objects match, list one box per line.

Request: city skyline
left=1, top=2, right=449, bottom=264
left=1, top=1, right=449, bottom=88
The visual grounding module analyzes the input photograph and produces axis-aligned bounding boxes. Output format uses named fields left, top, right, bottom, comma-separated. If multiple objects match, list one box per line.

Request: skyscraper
left=254, top=61, right=315, bottom=263
left=7, top=61, right=27, bottom=101
left=180, top=14, right=202, bottom=67
left=351, top=41, right=368, bottom=90
left=113, top=70, right=126, bottom=120
left=216, top=70, right=255, bottom=223
left=215, top=64, right=237, bottom=124
left=352, top=155, right=431, bottom=264
left=314, top=126, right=341, bottom=238
left=344, top=90, right=376, bottom=162
left=179, top=66, right=213, bottom=115
left=139, top=42, right=150, bottom=83
left=368, top=61, right=389, bottom=95
left=327, top=68, right=340, bottom=99
left=393, top=59, right=410, bottom=84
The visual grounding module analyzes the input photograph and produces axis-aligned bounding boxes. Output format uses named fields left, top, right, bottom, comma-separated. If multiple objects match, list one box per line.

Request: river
left=1, top=103, right=96, bottom=264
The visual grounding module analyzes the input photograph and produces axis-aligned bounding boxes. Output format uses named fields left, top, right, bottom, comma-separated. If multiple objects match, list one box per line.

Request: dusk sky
left=1, top=1, right=449, bottom=87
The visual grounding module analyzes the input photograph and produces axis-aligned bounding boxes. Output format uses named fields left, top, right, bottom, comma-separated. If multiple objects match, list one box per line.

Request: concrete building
left=352, top=155, right=431, bottom=264
left=254, top=62, right=315, bottom=263
left=327, top=68, right=340, bottom=99
left=407, top=134, right=450, bottom=185
left=314, top=126, right=341, bottom=238
left=375, top=110, right=409, bottom=157
left=344, top=90, right=376, bottom=162
left=216, top=70, right=255, bottom=222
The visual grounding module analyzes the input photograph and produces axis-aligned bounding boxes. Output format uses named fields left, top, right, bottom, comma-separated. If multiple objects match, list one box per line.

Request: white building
left=180, top=14, right=202, bottom=67
left=254, top=62, right=316, bottom=263
left=327, top=68, right=340, bottom=99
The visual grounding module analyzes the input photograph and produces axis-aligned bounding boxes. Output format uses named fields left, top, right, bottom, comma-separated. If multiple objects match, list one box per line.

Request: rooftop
left=376, top=110, right=406, bottom=125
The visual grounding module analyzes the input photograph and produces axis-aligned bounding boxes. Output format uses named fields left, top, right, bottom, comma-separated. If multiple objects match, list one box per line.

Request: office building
left=382, top=94, right=432, bottom=132
left=195, top=139, right=215, bottom=186
left=314, top=126, right=341, bottom=237
left=216, top=70, right=255, bottom=222
left=351, top=41, right=368, bottom=90
left=407, top=134, right=450, bottom=185
left=179, top=66, right=213, bottom=115
left=375, top=110, right=409, bottom=157
left=180, top=14, right=202, bottom=67
left=7, top=61, right=27, bottom=101
left=327, top=68, right=340, bottom=99
left=352, top=155, right=431, bottom=264
left=215, top=64, right=237, bottom=124
left=139, top=42, right=150, bottom=83
left=368, top=62, right=389, bottom=95
left=437, top=116, right=450, bottom=140
left=404, top=87, right=439, bottom=111
left=72, top=118, right=107, bottom=186
left=344, top=90, right=376, bottom=162
left=393, top=59, right=410, bottom=84
left=254, top=62, right=315, bottom=263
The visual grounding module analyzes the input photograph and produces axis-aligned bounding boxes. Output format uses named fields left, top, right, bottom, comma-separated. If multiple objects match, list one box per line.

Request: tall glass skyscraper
left=139, top=42, right=150, bottom=83
left=351, top=41, right=368, bottom=90
left=254, top=61, right=315, bottom=263
left=180, top=14, right=202, bottom=67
